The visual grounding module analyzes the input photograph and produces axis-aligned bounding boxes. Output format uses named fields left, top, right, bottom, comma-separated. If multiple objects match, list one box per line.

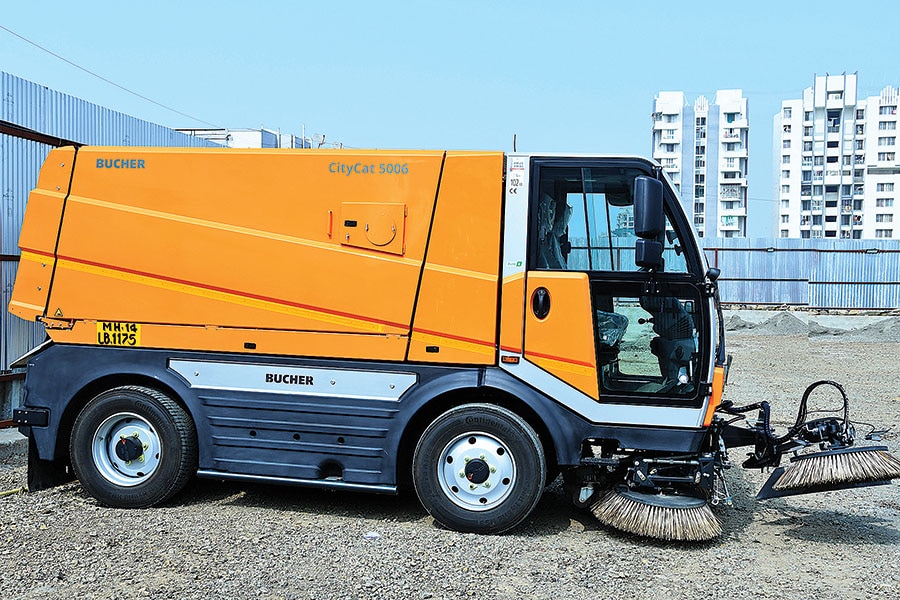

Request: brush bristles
left=590, top=490, right=722, bottom=541
left=774, top=448, right=900, bottom=491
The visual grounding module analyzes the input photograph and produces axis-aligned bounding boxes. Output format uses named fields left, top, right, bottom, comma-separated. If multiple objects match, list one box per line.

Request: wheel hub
left=438, top=432, right=516, bottom=511
left=115, top=435, right=145, bottom=462
left=91, top=412, right=162, bottom=487
left=464, top=459, right=490, bottom=484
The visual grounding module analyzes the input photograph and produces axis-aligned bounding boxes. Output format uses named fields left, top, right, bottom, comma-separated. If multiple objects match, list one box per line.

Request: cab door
left=509, top=158, right=712, bottom=422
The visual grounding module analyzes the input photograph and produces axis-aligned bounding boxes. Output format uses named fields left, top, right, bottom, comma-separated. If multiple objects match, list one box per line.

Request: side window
left=535, top=166, right=688, bottom=273
left=594, top=288, right=701, bottom=398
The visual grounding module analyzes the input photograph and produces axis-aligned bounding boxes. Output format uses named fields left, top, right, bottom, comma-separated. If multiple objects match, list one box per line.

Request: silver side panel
left=169, top=359, right=417, bottom=401
left=503, top=357, right=706, bottom=429
left=502, top=154, right=530, bottom=282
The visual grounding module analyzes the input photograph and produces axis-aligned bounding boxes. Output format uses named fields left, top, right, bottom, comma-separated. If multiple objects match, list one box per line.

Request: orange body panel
left=704, top=365, right=727, bottom=426
left=499, top=273, right=526, bottom=355
left=8, top=148, right=76, bottom=321
left=408, top=153, right=504, bottom=364
left=11, top=147, right=512, bottom=363
left=523, top=272, right=599, bottom=399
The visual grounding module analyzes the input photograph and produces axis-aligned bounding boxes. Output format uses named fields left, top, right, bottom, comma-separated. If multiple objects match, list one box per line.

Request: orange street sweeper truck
left=9, top=146, right=900, bottom=541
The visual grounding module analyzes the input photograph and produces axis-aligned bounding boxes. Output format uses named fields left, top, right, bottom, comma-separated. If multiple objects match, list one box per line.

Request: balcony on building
left=719, top=216, right=742, bottom=231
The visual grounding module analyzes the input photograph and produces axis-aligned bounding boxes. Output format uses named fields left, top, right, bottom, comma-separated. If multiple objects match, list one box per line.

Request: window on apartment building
left=876, top=214, right=894, bottom=223
left=814, top=185, right=824, bottom=196
left=783, top=139, right=791, bottom=149
left=781, top=170, right=791, bottom=178
left=827, top=156, right=839, bottom=164
left=878, top=152, right=895, bottom=161
left=825, top=230, right=837, bottom=238
left=804, top=111, right=813, bottom=121
left=695, top=145, right=705, bottom=155
left=877, top=183, right=895, bottom=192
left=825, top=215, right=837, bottom=223
left=696, top=127, right=706, bottom=139
left=814, top=156, right=824, bottom=166
left=781, top=199, right=790, bottom=208
left=841, top=185, right=852, bottom=197
left=695, top=156, right=705, bottom=169
left=696, top=117, right=706, bottom=126
left=854, top=169, right=864, bottom=178
left=827, top=91, right=843, bottom=100
left=827, top=140, right=839, bottom=148
left=781, top=215, right=789, bottom=223
left=879, top=105, right=897, bottom=115
left=812, top=215, right=823, bottom=226
left=878, top=137, right=896, bottom=146
left=803, top=141, right=813, bottom=151
left=842, top=215, right=851, bottom=226
left=780, top=230, right=789, bottom=238
left=875, top=229, right=894, bottom=238
left=783, top=107, right=792, bottom=119
left=827, top=109, right=841, bottom=129
left=855, top=154, right=865, bottom=164
left=801, top=184, right=811, bottom=196
left=726, top=112, right=738, bottom=123
left=876, top=198, right=895, bottom=207
left=801, top=171, right=812, bottom=183
left=856, top=125, right=865, bottom=135
left=856, top=109, right=865, bottom=120
left=781, top=185, right=790, bottom=194
left=665, top=114, right=678, bottom=123
left=856, top=140, right=865, bottom=150
left=664, top=144, right=676, bottom=152
left=782, top=155, right=790, bottom=164
left=879, top=121, right=896, bottom=130
left=783, top=124, right=792, bottom=133
left=803, top=126, right=812, bottom=136
left=694, top=186, right=705, bottom=198
left=843, top=155, right=852, bottom=166
left=695, top=173, right=705, bottom=184
left=802, top=200, right=811, bottom=211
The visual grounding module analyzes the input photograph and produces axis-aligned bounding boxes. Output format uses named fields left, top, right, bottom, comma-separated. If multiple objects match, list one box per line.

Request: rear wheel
left=412, top=404, right=546, bottom=534
left=70, top=386, right=197, bottom=508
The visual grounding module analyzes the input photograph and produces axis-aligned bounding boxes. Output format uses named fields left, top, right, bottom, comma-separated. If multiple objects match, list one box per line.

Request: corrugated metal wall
left=702, top=238, right=900, bottom=309
left=1, top=71, right=220, bottom=378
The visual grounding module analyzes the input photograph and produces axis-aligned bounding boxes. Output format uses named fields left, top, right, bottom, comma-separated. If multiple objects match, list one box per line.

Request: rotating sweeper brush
left=577, top=380, right=899, bottom=542
left=744, top=381, right=900, bottom=499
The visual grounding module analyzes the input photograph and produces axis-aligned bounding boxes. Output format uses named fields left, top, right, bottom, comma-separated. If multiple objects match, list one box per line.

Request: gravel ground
left=1, top=327, right=899, bottom=600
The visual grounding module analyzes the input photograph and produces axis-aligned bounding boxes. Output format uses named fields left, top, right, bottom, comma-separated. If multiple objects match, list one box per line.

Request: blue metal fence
left=702, top=238, right=900, bottom=309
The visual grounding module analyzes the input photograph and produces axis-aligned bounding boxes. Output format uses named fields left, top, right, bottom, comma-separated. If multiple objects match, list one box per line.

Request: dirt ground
left=1, top=325, right=898, bottom=600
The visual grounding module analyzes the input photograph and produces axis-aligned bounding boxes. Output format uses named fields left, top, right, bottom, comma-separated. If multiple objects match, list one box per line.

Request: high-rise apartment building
left=775, top=73, right=898, bottom=239
left=652, top=90, right=749, bottom=238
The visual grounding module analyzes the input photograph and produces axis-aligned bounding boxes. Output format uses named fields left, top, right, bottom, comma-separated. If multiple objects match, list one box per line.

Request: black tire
left=412, top=403, right=546, bottom=534
left=69, top=386, right=197, bottom=508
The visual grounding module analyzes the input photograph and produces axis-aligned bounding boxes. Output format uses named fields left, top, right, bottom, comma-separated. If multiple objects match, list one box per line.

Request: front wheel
left=70, top=386, right=197, bottom=508
left=412, top=404, right=546, bottom=534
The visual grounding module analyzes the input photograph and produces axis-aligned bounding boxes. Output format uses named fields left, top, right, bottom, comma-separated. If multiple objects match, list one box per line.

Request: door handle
left=532, top=287, right=551, bottom=319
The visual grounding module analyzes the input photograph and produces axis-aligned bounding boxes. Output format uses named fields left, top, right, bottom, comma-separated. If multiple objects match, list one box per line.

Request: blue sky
left=2, top=1, right=899, bottom=236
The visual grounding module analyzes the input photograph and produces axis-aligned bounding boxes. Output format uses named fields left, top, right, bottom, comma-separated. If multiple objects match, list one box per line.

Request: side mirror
left=633, top=176, right=664, bottom=239
left=635, top=239, right=664, bottom=270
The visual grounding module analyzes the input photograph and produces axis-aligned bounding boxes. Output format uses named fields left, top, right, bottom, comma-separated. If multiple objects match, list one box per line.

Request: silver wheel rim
left=437, top=431, right=516, bottom=511
left=91, top=412, right=162, bottom=487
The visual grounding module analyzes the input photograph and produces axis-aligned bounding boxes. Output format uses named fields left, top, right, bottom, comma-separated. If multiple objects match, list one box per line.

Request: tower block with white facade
left=775, top=73, right=898, bottom=239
